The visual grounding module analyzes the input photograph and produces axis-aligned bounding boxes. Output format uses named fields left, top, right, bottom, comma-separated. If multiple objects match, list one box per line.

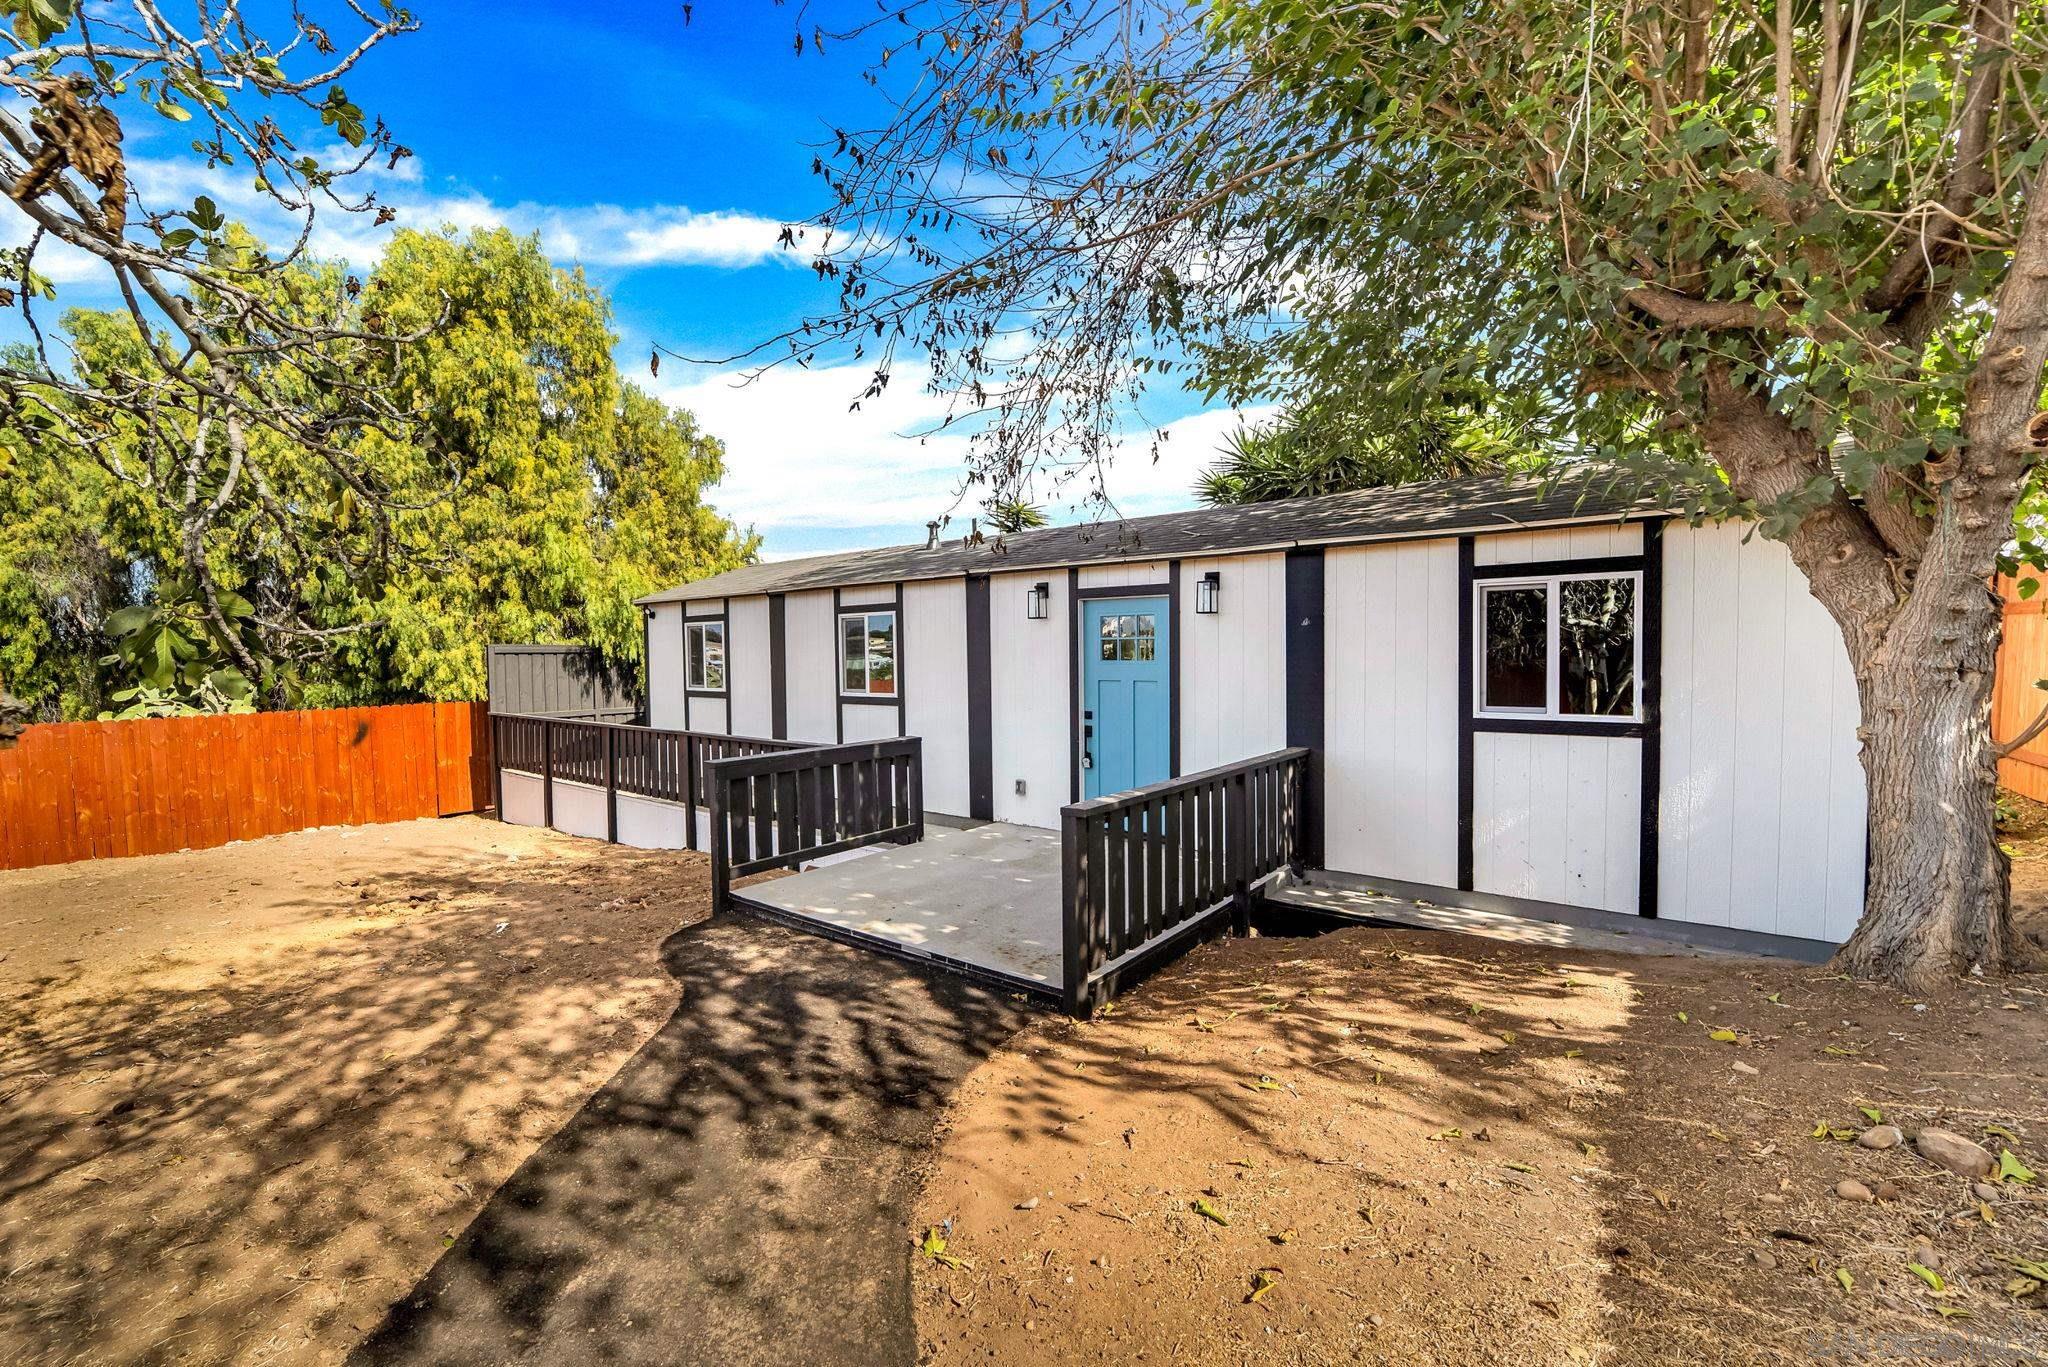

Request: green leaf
left=1857, top=1104, right=1882, bottom=1124
left=1191, top=1197, right=1230, bottom=1226
left=1834, top=1267, right=1854, bottom=1295
left=1998, top=1149, right=2035, bottom=1184
left=1908, top=1263, right=1945, bottom=1293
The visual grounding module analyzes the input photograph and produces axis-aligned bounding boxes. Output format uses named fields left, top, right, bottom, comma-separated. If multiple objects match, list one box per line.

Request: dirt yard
left=0, top=816, right=704, bottom=1365
left=913, top=888, right=2048, bottom=1363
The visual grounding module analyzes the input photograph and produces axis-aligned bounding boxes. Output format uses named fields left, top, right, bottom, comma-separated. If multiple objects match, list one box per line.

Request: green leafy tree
left=777, top=0, right=2048, bottom=988
left=1, top=228, right=757, bottom=714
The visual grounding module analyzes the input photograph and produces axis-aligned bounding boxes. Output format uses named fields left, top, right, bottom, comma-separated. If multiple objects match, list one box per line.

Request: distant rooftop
left=638, top=469, right=1664, bottom=605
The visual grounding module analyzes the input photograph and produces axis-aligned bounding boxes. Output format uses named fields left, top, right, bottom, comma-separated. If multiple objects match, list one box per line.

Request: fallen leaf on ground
left=1191, top=1197, right=1230, bottom=1226
left=1246, top=1268, right=1282, bottom=1304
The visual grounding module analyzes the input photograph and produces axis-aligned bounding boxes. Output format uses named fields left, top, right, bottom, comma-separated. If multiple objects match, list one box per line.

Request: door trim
left=1076, top=592, right=1176, bottom=802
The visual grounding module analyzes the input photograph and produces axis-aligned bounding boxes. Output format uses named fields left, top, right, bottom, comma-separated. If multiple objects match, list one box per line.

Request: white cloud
left=652, top=357, right=1275, bottom=555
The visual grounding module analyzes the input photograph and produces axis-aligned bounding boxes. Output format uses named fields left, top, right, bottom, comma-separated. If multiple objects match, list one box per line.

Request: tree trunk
left=1832, top=576, right=2017, bottom=990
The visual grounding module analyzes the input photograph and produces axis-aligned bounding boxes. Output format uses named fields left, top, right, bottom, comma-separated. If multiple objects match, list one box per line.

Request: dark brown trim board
left=1456, top=535, right=1476, bottom=891
left=1067, top=567, right=1081, bottom=804
left=1167, top=560, right=1182, bottom=778
left=768, top=593, right=788, bottom=739
left=832, top=586, right=845, bottom=743
left=1285, top=547, right=1326, bottom=870
left=895, top=582, right=908, bottom=738
left=1638, top=518, right=1665, bottom=919
left=1075, top=581, right=1173, bottom=600
left=1469, top=553, right=1646, bottom=581
left=965, top=574, right=994, bottom=821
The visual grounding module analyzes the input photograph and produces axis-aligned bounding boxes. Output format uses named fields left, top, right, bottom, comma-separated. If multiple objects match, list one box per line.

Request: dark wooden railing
left=1061, top=747, right=1310, bottom=1016
left=490, top=712, right=809, bottom=848
left=705, top=738, right=924, bottom=914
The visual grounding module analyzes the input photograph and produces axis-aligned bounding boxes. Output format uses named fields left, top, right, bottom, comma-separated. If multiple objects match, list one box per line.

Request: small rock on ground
left=1856, top=1125, right=1903, bottom=1150
left=1834, top=1179, right=1874, bottom=1203
left=1914, top=1128, right=1997, bottom=1180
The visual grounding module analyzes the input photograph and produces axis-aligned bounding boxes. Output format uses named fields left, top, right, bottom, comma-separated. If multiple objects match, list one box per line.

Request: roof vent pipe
left=925, top=520, right=941, bottom=550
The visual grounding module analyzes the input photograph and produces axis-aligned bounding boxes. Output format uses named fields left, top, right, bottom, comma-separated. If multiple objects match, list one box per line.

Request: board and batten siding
left=1474, top=522, right=1644, bottom=564
left=1322, top=539, right=1461, bottom=887
left=1658, top=520, right=1867, bottom=941
left=1473, top=732, right=1642, bottom=913
left=727, top=596, right=773, bottom=737
left=646, top=604, right=688, bottom=731
left=783, top=589, right=838, bottom=744
left=903, top=578, right=971, bottom=816
left=991, top=568, right=1071, bottom=828
left=1180, top=553, right=1287, bottom=773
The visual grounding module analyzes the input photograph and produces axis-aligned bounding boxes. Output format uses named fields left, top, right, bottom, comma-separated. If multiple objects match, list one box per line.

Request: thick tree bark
left=1833, top=579, right=2015, bottom=989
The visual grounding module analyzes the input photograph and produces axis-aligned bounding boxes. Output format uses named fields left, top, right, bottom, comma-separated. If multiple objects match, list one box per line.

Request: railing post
left=1284, top=756, right=1304, bottom=880
left=708, top=762, right=730, bottom=915
left=605, top=724, right=618, bottom=844
left=491, top=714, right=505, bottom=822
left=685, top=735, right=699, bottom=851
left=1062, top=806, right=1094, bottom=1017
left=1228, top=770, right=1251, bottom=937
left=906, top=736, right=925, bottom=845
left=541, top=718, right=554, bottom=830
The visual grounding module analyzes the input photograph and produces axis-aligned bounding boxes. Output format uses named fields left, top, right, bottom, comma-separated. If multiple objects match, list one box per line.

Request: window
left=1097, top=613, right=1157, bottom=661
left=839, top=610, right=896, bottom=696
left=686, top=620, right=725, bottom=692
left=1476, top=573, right=1639, bottom=720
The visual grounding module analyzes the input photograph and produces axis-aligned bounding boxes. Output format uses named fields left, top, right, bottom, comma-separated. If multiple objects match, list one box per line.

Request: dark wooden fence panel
left=1061, top=748, right=1309, bottom=1016
left=0, top=702, right=494, bottom=871
left=705, top=738, right=924, bottom=913
left=485, top=644, right=638, bottom=720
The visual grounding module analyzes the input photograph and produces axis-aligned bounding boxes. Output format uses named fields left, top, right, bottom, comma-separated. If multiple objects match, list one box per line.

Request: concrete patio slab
left=733, top=822, right=1063, bottom=990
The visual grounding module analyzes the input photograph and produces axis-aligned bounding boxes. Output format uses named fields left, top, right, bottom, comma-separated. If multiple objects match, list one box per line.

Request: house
left=627, top=472, right=1868, bottom=961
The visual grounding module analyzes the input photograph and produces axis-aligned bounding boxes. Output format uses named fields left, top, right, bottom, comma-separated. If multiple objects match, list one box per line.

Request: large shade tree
left=1, top=228, right=758, bottom=715
left=767, top=0, right=2048, bottom=988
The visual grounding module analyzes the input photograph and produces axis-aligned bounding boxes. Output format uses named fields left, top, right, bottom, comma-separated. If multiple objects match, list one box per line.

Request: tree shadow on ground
left=349, top=911, right=1033, bottom=1367
left=0, top=834, right=712, bottom=1364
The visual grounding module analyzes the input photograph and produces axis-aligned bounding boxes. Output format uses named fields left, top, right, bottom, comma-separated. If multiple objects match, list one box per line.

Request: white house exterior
left=636, top=474, right=1868, bottom=952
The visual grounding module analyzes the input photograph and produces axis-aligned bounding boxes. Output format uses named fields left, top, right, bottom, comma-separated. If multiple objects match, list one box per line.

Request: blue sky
left=10, top=2, right=1263, bottom=559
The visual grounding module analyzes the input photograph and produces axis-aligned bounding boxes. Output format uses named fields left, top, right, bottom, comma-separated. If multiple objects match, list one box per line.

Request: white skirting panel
left=1658, top=520, right=1867, bottom=942
left=1322, top=539, right=1460, bottom=887
left=502, top=770, right=545, bottom=826
left=549, top=778, right=609, bottom=842
left=616, top=792, right=689, bottom=849
left=1472, top=732, right=1641, bottom=914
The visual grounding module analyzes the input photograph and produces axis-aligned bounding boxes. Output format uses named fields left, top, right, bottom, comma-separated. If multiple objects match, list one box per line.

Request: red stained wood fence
left=1996, top=577, right=2048, bottom=804
left=0, top=701, right=493, bottom=872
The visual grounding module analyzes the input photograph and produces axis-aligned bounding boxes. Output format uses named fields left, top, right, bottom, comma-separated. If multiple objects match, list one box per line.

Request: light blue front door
left=1082, top=597, right=1172, bottom=799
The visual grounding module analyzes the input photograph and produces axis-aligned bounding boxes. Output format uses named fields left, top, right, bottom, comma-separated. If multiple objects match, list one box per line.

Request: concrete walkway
left=350, top=917, right=1029, bottom=1367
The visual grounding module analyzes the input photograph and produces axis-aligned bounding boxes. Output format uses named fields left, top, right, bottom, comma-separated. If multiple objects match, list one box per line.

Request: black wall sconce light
left=1026, top=581, right=1051, bottom=620
left=1195, top=570, right=1221, bottom=614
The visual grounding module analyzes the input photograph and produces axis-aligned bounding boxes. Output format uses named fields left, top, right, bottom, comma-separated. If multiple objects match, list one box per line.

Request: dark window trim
left=1471, top=554, right=1644, bottom=581
left=684, top=616, right=728, bottom=696
left=1638, top=519, right=1665, bottom=920
left=834, top=605, right=902, bottom=703
left=1471, top=716, right=1648, bottom=739
left=1472, top=568, right=1644, bottom=724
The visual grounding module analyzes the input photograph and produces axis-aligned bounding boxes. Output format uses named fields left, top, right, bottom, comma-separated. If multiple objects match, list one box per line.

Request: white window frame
left=838, top=609, right=898, bottom=697
left=685, top=619, right=726, bottom=693
left=1474, top=570, right=1642, bottom=722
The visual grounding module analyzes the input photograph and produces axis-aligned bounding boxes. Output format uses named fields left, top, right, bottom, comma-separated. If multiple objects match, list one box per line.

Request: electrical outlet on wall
left=1014, top=779, right=1027, bottom=796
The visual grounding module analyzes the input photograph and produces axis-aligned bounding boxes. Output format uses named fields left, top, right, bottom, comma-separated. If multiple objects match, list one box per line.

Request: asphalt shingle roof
left=638, top=470, right=1663, bottom=605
